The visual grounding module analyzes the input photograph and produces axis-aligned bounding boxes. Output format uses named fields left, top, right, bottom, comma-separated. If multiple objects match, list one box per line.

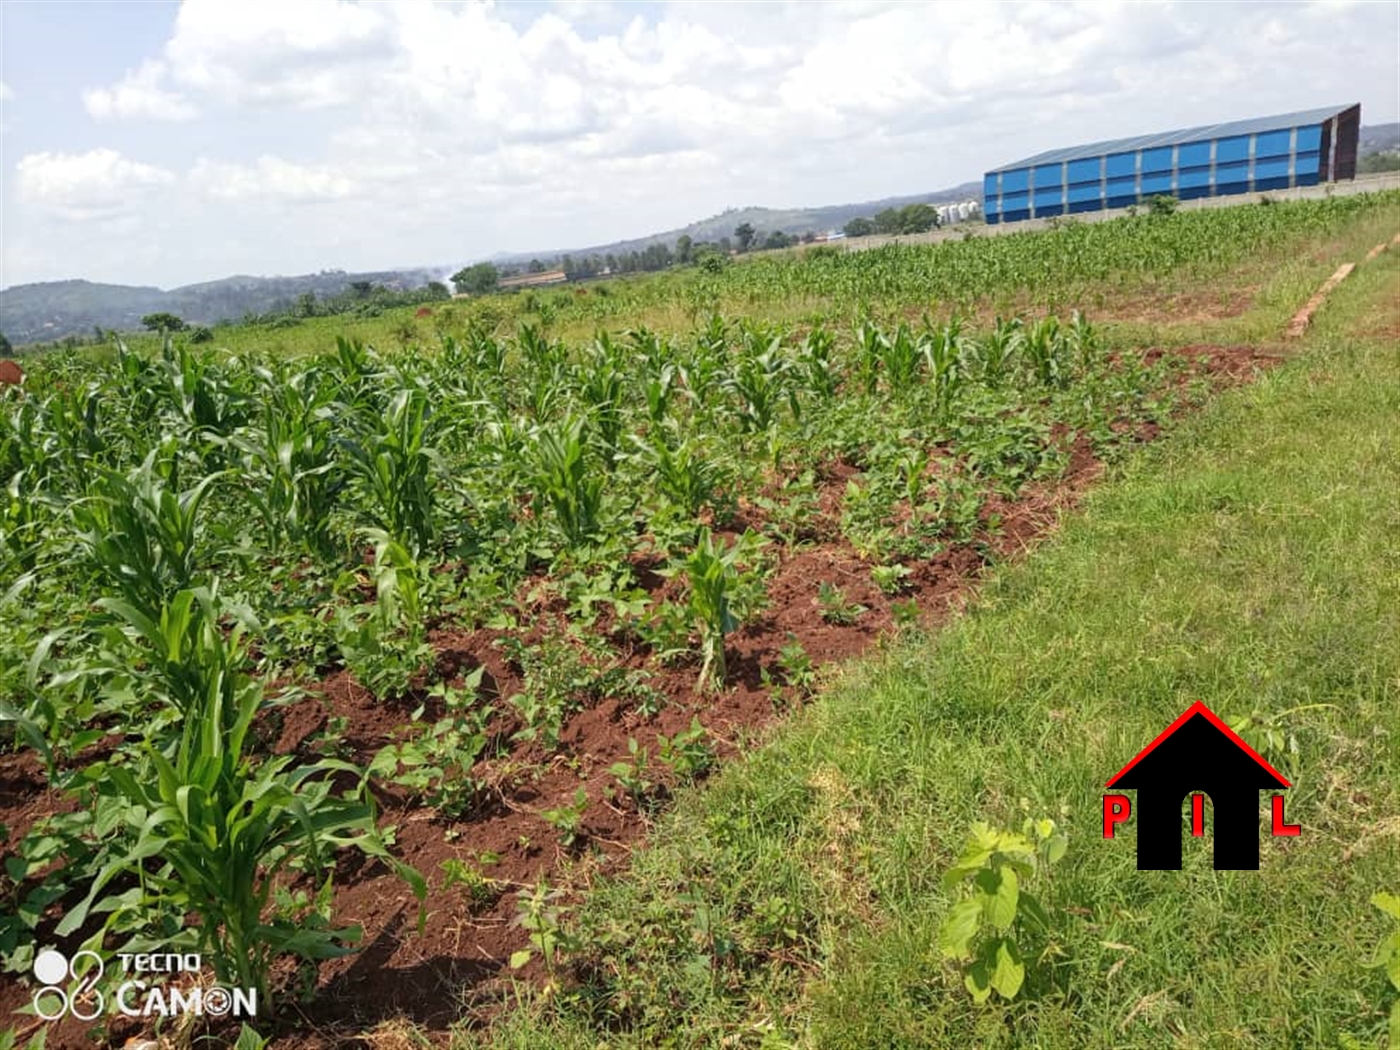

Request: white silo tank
left=954, top=203, right=969, bottom=221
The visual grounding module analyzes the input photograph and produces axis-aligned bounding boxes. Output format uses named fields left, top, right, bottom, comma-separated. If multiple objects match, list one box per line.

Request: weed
left=817, top=581, right=867, bottom=625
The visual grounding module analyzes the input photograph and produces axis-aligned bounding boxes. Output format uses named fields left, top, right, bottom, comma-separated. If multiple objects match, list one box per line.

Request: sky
left=0, top=0, right=1396, bottom=290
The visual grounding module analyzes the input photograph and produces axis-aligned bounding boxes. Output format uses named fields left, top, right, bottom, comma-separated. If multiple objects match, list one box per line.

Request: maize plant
left=72, top=452, right=219, bottom=621
left=59, top=587, right=423, bottom=1011
left=339, top=386, right=440, bottom=553
left=531, top=415, right=606, bottom=549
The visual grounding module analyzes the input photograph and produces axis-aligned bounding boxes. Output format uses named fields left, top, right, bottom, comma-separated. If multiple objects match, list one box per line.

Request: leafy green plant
left=1368, top=891, right=1400, bottom=1046
left=817, top=581, right=867, bottom=625
left=439, top=856, right=504, bottom=912
left=332, top=532, right=432, bottom=699
left=871, top=563, right=913, bottom=595
left=656, top=717, right=715, bottom=782
left=60, top=588, right=425, bottom=1011
left=541, top=787, right=589, bottom=850
left=682, top=528, right=744, bottom=692
left=509, top=878, right=580, bottom=992
left=340, top=385, right=441, bottom=552
left=531, top=415, right=605, bottom=549
left=890, top=597, right=922, bottom=629
left=608, top=737, right=655, bottom=810
left=762, top=634, right=816, bottom=697
left=368, top=671, right=489, bottom=818
left=939, top=818, right=1066, bottom=1004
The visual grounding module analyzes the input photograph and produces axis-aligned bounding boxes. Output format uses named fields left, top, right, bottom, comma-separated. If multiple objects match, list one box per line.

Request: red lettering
left=1103, top=794, right=1132, bottom=837
left=1271, top=794, right=1300, bottom=836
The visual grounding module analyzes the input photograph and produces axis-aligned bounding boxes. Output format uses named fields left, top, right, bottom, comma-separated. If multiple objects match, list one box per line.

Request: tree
left=141, top=312, right=186, bottom=332
left=762, top=230, right=794, bottom=251
left=734, top=222, right=756, bottom=253
left=897, top=203, right=939, bottom=234
left=675, top=234, right=694, bottom=265
left=528, top=259, right=547, bottom=273
left=451, top=263, right=499, bottom=295
left=0, top=331, right=10, bottom=355
left=424, top=281, right=450, bottom=300
left=843, top=217, right=876, bottom=238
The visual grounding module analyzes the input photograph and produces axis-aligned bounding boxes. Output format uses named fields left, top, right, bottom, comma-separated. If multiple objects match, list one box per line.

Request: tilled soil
left=0, top=346, right=1280, bottom=1049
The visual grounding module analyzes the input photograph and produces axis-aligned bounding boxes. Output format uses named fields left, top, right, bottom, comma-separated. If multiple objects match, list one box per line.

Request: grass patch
left=478, top=295, right=1400, bottom=1047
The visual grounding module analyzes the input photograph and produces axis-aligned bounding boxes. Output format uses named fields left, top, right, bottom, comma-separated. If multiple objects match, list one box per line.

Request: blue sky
left=1, top=0, right=1397, bottom=289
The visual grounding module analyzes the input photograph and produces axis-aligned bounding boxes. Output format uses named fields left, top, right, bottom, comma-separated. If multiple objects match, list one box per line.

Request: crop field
left=2, top=192, right=1399, bottom=1049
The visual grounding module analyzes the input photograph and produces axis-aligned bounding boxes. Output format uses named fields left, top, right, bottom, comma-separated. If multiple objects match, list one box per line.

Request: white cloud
left=189, top=156, right=357, bottom=202
left=15, top=149, right=176, bottom=221
left=5, top=0, right=1398, bottom=287
left=83, top=60, right=196, bottom=121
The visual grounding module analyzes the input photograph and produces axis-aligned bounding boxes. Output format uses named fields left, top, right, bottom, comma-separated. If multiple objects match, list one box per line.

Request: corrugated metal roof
left=987, top=104, right=1356, bottom=174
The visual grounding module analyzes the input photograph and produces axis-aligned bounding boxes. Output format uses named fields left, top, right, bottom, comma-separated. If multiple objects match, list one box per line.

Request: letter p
left=1103, top=794, right=1132, bottom=838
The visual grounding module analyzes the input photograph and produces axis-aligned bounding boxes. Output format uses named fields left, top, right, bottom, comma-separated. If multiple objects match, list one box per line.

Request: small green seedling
left=939, top=818, right=1067, bottom=1004
left=871, top=563, right=913, bottom=595
left=541, top=787, right=589, bottom=850
left=817, top=581, right=867, bottom=625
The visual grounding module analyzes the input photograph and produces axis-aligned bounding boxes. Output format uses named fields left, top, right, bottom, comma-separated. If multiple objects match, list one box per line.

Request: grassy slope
left=474, top=247, right=1400, bottom=1047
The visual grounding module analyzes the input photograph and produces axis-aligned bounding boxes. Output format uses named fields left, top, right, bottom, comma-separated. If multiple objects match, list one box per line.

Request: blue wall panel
left=1295, top=152, right=1320, bottom=175
left=1106, top=176, right=1136, bottom=202
left=1067, top=182, right=1102, bottom=203
left=1140, top=172, right=1172, bottom=195
left=1178, top=167, right=1210, bottom=190
left=1296, top=125, right=1322, bottom=152
left=1001, top=192, right=1030, bottom=213
left=1034, top=163, right=1064, bottom=188
left=984, top=173, right=1000, bottom=197
left=1141, top=147, right=1173, bottom=173
left=1254, top=157, right=1290, bottom=181
left=1067, top=157, right=1102, bottom=183
left=1216, top=178, right=1251, bottom=196
left=1215, top=161, right=1249, bottom=184
left=1216, top=135, right=1249, bottom=163
left=1001, top=208, right=1030, bottom=223
left=1178, top=141, right=1211, bottom=168
left=1106, top=152, right=1136, bottom=178
left=1254, top=129, right=1291, bottom=158
left=1001, top=168, right=1029, bottom=192
left=1296, top=170, right=1320, bottom=187
left=1067, top=198, right=1101, bottom=214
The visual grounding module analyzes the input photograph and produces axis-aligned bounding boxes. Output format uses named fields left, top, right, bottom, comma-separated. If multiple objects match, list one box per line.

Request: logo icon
left=32, top=949, right=104, bottom=1021
left=1102, top=700, right=1300, bottom=870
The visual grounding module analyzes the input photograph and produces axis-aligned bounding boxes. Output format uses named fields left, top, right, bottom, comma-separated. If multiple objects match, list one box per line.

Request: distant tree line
left=843, top=203, right=940, bottom=239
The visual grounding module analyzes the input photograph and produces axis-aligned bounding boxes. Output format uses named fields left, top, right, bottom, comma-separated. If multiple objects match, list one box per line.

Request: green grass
left=476, top=258, right=1400, bottom=1048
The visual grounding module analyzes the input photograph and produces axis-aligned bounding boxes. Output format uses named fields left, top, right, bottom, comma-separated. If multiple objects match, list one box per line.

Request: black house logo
left=1103, top=701, right=1299, bottom=870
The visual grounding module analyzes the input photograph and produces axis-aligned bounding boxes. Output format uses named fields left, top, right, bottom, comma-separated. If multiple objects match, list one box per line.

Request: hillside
left=0, top=268, right=439, bottom=346
left=492, top=181, right=983, bottom=266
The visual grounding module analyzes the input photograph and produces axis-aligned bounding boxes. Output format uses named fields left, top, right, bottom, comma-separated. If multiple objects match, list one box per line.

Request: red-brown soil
left=0, top=346, right=1282, bottom=1050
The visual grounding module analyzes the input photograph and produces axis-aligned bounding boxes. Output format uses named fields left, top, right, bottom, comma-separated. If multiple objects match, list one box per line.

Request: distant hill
left=1360, top=122, right=1400, bottom=154
left=0, top=269, right=438, bottom=345
left=492, top=182, right=984, bottom=266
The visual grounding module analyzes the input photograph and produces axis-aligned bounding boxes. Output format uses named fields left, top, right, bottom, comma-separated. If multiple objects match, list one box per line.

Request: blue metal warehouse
left=983, top=103, right=1361, bottom=224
